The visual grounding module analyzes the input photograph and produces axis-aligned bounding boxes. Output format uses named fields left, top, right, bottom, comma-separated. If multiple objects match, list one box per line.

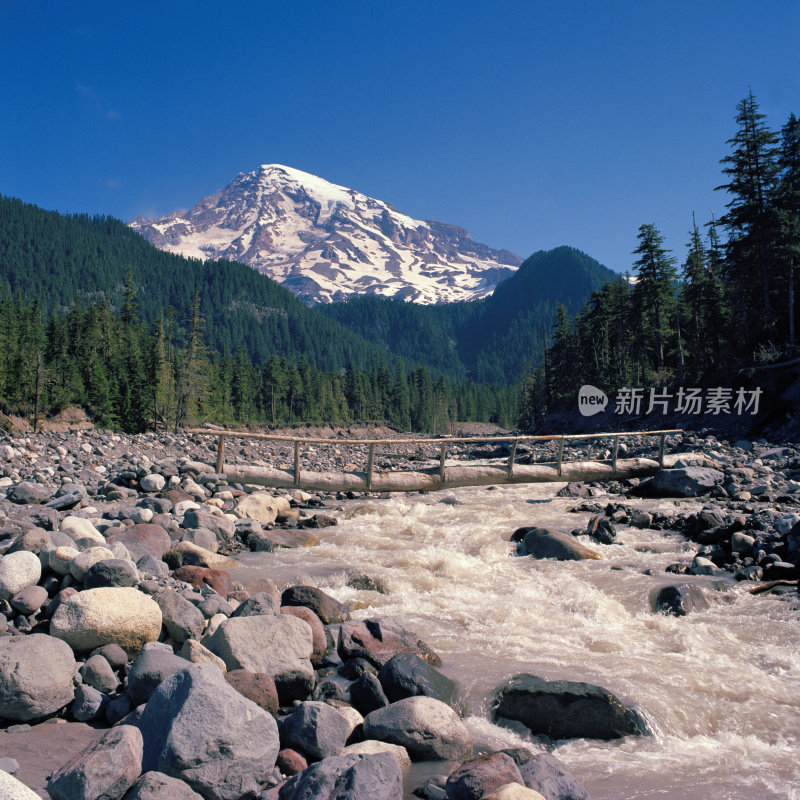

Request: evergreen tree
left=716, top=90, right=780, bottom=342
left=775, top=113, right=800, bottom=346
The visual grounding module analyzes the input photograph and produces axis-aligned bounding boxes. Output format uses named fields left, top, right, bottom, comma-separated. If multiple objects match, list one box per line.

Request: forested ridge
left=0, top=198, right=517, bottom=432
left=519, top=92, right=800, bottom=430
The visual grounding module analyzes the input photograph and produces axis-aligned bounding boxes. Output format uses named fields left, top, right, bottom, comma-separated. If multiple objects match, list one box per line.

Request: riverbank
left=0, top=425, right=798, bottom=798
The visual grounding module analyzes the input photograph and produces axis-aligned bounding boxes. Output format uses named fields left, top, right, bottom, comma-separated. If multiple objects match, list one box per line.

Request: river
left=233, top=481, right=800, bottom=800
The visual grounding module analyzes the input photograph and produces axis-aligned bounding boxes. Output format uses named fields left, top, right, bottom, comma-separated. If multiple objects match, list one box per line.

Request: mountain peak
left=130, top=165, right=521, bottom=304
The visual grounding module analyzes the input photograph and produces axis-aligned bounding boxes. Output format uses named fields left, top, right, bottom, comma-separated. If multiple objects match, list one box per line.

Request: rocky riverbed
left=0, top=424, right=798, bottom=800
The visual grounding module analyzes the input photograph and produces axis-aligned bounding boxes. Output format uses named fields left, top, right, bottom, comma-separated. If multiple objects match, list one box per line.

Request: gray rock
left=0, top=633, right=75, bottom=720
left=137, top=663, right=279, bottom=800
left=124, top=771, right=204, bottom=800
left=378, top=652, right=458, bottom=706
left=653, top=584, right=710, bottom=617
left=10, top=585, right=48, bottom=615
left=128, top=649, right=192, bottom=706
left=71, top=682, right=106, bottom=721
left=730, top=531, right=756, bottom=553
left=647, top=467, right=724, bottom=498
left=278, top=752, right=403, bottom=800
left=445, top=752, right=524, bottom=800
left=350, top=671, right=390, bottom=715
left=281, top=585, right=350, bottom=624
left=84, top=558, right=139, bottom=588
left=80, top=653, right=119, bottom=693
left=179, top=527, right=217, bottom=553
left=363, top=696, right=472, bottom=761
left=7, top=481, right=53, bottom=505
left=230, top=591, right=279, bottom=617
left=154, top=590, right=206, bottom=643
left=520, top=529, right=602, bottom=561
left=281, top=701, right=351, bottom=760
left=182, top=509, right=235, bottom=548
left=140, top=474, right=166, bottom=493
left=338, top=617, right=441, bottom=669
left=106, top=524, right=172, bottom=561
left=516, top=752, right=592, bottom=800
left=493, top=674, right=646, bottom=740
left=202, top=614, right=315, bottom=703
left=47, top=724, right=143, bottom=800
left=91, top=643, right=128, bottom=669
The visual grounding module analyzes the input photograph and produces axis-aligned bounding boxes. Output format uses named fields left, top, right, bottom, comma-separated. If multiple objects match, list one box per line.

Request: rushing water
left=232, top=482, right=800, bottom=800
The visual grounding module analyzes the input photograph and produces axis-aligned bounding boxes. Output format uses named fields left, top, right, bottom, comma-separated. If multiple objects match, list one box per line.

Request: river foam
left=234, top=482, right=800, bottom=799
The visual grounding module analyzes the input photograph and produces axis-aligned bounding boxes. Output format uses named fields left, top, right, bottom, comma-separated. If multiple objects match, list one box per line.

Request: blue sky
left=2, top=1, right=798, bottom=273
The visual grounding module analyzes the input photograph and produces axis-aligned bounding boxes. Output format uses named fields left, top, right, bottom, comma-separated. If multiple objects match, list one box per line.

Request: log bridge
left=185, top=428, right=688, bottom=494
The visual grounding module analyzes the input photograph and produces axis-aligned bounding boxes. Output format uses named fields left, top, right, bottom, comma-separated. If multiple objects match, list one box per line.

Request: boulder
left=84, top=558, right=139, bottom=588
left=0, top=769, right=41, bottom=800
left=515, top=752, right=592, bottom=800
left=277, top=748, right=308, bottom=776
left=281, top=585, right=350, bottom=624
left=646, top=467, right=724, bottom=498
left=653, top=584, right=710, bottom=616
left=482, top=786, right=547, bottom=800
left=128, top=649, right=193, bottom=706
left=124, top=771, right=204, bottom=800
left=0, top=633, right=76, bottom=720
left=277, top=752, right=402, bottom=800
left=179, top=527, right=218, bottom=553
left=137, top=663, right=279, bottom=800
left=338, top=617, right=441, bottom=668
left=10, top=584, right=48, bottom=615
left=173, top=566, right=233, bottom=598
left=140, top=474, right=166, bottom=493
left=165, top=542, right=230, bottom=570
left=71, top=683, right=106, bottom=722
left=49, top=546, right=79, bottom=576
left=7, top=481, right=52, bottom=505
left=231, top=492, right=290, bottom=525
left=363, top=696, right=472, bottom=761
left=378, top=652, right=458, bottom=706
left=80, top=654, right=118, bottom=693
left=281, top=605, right=327, bottom=665
left=106, top=524, right=172, bottom=561
left=60, top=516, right=106, bottom=547
left=520, top=529, right=602, bottom=561
left=493, top=674, right=645, bottom=740
left=46, top=725, right=143, bottom=800
left=202, top=614, right=315, bottom=702
left=69, top=546, right=116, bottom=582
left=0, top=551, right=41, bottom=601
left=153, top=590, right=206, bottom=643
left=350, top=671, right=390, bottom=715
left=224, top=669, right=279, bottom=715
left=50, top=586, right=162, bottom=655
left=178, top=639, right=227, bottom=672
left=445, top=753, right=524, bottom=800
left=231, top=591, right=280, bottom=617
left=281, top=701, right=351, bottom=761
left=340, top=740, right=411, bottom=768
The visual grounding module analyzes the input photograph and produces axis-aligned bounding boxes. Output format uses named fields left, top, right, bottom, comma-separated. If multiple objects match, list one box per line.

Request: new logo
left=578, top=385, right=608, bottom=416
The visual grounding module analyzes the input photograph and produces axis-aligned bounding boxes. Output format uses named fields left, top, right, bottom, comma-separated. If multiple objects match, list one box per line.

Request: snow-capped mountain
left=130, top=165, right=522, bottom=304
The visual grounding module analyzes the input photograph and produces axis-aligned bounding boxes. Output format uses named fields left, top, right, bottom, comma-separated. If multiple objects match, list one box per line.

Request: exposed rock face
left=493, top=674, right=646, bottom=741
left=129, top=164, right=520, bottom=305
left=0, top=633, right=76, bottom=721
left=137, top=663, right=279, bottom=800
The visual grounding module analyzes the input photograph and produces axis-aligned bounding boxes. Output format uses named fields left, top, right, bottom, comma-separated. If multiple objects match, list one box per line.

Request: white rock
left=0, top=769, right=43, bottom=799
left=341, top=739, right=411, bottom=767
left=178, top=639, right=227, bottom=672
left=50, top=587, right=162, bottom=655
left=333, top=704, right=364, bottom=736
left=483, top=785, right=547, bottom=800
left=0, top=551, right=42, bottom=601
left=231, top=492, right=291, bottom=525
left=49, top=546, right=80, bottom=576
left=140, top=473, right=166, bottom=493
left=60, top=517, right=106, bottom=547
left=174, top=500, right=201, bottom=517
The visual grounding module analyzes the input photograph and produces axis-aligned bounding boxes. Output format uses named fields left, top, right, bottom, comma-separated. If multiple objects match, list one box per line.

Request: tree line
left=520, top=92, right=800, bottom=429
left=0, top=281, right=517, bottom=434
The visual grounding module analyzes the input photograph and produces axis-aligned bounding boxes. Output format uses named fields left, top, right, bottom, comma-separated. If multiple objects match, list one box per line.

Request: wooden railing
left=186, top=428, right=683, bottom=492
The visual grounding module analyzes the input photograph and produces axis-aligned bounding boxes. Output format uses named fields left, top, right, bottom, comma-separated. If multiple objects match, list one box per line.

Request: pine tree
left=631, top=224, right=678, bottom=377
left=775, top=113, right=800, bottom=347
left=716, top=90, right=780, bottom=342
